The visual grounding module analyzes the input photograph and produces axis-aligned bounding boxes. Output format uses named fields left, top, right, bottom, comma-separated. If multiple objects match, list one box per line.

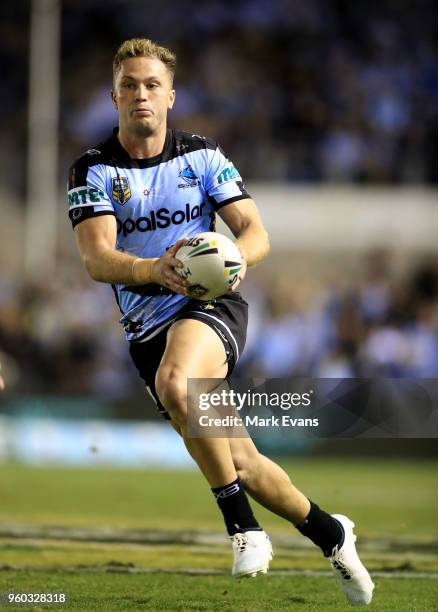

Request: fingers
left=230, top=280, right=240, bottom=292
left=163, top=262, right=189, bottom=295
left=166, top=238, right=189, bottom=270
left=167, top=237, right=188, bottom=256
left=166, top=272, right=188, bottom=295
left=168, top=256, right=184, bottom=269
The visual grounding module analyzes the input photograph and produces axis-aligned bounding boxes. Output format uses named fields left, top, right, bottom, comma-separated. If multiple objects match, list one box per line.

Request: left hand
left=230, top=253, right=247, bottom=292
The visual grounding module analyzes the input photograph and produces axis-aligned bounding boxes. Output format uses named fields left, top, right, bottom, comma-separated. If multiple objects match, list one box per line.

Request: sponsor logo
left=68, top=186, right=110, bottom=208
left=112, top=176, right=132, bottom=205
left=122, top=318, right=143, bottom=333
left=86, top=148, right=101, bottom=155
left=117, top=203, right=205, bottom=237
left=178, top=165, right=201, bottom=188
left=215, top=163, right=241, bottom=186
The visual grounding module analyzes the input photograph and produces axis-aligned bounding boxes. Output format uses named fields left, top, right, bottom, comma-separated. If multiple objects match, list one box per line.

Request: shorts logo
left=112, top=176, right=131, bottom=205
left=178, top=165, right=201, bottom=188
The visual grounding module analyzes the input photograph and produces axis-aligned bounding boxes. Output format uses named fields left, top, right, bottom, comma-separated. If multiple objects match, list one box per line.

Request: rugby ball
left=175, top=232, right=242, bottom=300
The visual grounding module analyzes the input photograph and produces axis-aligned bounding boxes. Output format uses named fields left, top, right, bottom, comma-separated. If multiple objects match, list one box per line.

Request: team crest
left=112, top=176, right=131, bottom=205
left=178, top=165, right=201, bottom=188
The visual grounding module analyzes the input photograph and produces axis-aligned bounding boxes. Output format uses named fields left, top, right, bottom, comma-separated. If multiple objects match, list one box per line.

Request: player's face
left=112, top=57, right=175, bottom=137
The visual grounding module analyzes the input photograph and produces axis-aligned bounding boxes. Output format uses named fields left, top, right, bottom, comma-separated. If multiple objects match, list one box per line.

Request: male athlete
left=68, top=38, right=373, bottom=605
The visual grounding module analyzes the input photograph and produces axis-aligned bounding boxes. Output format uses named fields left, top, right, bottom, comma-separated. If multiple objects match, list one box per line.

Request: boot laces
left=332, top=559, right=352, bottom=580
left=233, top=533, right=248, bottom=553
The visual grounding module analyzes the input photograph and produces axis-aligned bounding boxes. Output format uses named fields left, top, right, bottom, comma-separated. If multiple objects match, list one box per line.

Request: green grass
left=0, top=572, right=437, bottom=611
left=0, top=458, right=437, bottom=610
left=1, top=459, right=437, bottom=536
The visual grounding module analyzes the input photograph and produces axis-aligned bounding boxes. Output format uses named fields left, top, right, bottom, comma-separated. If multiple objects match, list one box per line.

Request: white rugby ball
left=175, top=232, right=242, bottom=300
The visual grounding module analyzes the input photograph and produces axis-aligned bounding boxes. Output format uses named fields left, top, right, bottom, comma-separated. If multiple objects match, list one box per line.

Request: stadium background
left=0, top=1, right=437, bottom=610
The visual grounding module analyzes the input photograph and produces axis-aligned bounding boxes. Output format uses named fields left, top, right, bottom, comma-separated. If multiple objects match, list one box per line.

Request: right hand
left=151, top=238, right=189, bottom=295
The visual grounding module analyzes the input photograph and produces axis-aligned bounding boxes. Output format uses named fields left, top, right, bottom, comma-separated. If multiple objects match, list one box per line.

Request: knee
left=155, top=366, right=188, bottom=425
left=233, top=450, right=261, bottom=487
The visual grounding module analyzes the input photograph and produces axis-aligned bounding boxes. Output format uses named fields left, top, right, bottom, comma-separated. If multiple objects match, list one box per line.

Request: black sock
left=295, top=501, right=344, bottom=557
left=212, top=477, right=262, bottom=536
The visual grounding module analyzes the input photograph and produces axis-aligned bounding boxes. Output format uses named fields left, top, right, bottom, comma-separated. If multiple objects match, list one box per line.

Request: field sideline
left=0, top=458, right=437, bottom=610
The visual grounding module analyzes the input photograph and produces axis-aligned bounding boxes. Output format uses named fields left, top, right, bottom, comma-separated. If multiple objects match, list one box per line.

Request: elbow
left=83, top=254, right=102, bottom=282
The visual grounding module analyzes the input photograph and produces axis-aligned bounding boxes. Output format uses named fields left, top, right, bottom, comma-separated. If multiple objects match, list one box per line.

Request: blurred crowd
left=1, top=2, right=437, bottom=409
left=3, top=0, right=438, bottom=197
left=0, top=251, right=437, bottom=402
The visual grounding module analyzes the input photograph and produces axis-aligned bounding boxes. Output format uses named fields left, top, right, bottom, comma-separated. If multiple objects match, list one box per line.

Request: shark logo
left=178, top=165, right=200, bottom=188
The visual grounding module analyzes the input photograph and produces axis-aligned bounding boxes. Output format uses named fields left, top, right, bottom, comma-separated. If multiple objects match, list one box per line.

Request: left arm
left=218, top=198, right=270, bottom=267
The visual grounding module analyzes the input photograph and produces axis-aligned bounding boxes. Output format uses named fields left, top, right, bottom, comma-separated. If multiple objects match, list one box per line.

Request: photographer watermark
left=197, top=388, right=317, bottom=429
left=187, top=378, right=438, bottom=438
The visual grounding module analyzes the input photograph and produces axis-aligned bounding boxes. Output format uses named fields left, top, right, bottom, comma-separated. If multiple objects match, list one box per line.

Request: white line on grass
left=1, top=565, right=437, bottom=579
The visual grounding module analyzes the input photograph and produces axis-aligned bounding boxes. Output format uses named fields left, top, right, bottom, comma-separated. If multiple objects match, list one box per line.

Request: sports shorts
left=128, top=291, right=248, bottom=420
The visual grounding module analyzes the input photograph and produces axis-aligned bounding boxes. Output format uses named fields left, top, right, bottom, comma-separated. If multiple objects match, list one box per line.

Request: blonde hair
left=113, top=38, right=177, bottom=84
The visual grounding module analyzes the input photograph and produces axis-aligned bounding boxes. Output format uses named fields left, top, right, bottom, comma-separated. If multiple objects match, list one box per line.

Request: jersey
left=67, top=128, right=250, bottom=342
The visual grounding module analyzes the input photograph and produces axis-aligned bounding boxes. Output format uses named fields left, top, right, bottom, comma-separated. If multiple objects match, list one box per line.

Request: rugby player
left=68, top=38, right=374, bottom=604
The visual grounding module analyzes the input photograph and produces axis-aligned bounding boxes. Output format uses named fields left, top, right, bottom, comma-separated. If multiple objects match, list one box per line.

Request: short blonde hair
left=113, top=38, right=177, bottom=84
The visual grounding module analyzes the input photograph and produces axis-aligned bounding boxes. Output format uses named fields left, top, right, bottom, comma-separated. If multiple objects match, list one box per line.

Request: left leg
left=155, top=318, right=272, bottom=576
left=155, top=318, right=238, bottom=487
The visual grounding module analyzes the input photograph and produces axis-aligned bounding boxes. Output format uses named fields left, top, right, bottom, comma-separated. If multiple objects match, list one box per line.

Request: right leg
left=229, top=435, right=374, bottom=605
left=229, top=436, right=310, bottom=524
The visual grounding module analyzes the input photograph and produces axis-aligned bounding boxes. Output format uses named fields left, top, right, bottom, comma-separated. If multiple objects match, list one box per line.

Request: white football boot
left=329, top=514, right=375, bottom=605
left=231, top=530, right=273, bottom=577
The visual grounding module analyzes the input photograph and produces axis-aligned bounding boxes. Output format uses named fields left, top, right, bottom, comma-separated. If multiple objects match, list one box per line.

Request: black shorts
left=129, top=292, right=248, bottom=420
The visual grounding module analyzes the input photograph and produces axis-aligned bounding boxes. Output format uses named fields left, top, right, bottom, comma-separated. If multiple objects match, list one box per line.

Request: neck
left=117, top=125, right=167, bottom=159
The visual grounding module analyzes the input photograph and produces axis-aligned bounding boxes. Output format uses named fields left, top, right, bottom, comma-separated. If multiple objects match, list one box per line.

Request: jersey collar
left=105, top=127, right=174, bottom=168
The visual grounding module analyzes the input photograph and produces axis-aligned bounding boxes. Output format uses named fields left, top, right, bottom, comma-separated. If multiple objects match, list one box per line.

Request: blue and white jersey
left=67, top=128, right=250, bottom=342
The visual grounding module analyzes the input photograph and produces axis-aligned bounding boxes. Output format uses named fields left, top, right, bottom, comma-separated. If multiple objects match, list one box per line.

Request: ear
left=168, top=89, right=176, bottom=110
left=111, top=90, right=118, bottom=110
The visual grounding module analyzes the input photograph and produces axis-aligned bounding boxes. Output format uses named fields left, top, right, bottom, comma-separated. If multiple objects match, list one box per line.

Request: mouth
left=133, top=108, right=153, bottom=117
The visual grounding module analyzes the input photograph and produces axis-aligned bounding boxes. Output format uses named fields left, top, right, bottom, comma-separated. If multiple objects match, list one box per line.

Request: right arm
left=74, top=214, right=188, bottom=294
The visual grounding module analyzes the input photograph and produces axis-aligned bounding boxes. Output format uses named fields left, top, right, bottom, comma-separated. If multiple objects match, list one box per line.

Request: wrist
left=132, top=258, right=158, bottom=284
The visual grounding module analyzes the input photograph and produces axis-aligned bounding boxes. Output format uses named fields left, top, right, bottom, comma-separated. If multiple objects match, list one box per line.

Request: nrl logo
left=112, top=176, right=131, bottom=205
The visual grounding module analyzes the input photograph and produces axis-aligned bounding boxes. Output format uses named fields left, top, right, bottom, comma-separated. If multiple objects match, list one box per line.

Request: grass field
left=0, top=458, right=437, bottom=611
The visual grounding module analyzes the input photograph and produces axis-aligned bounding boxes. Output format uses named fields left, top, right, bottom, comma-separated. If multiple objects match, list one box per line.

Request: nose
left=135, top=83, right=148, bottom=101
